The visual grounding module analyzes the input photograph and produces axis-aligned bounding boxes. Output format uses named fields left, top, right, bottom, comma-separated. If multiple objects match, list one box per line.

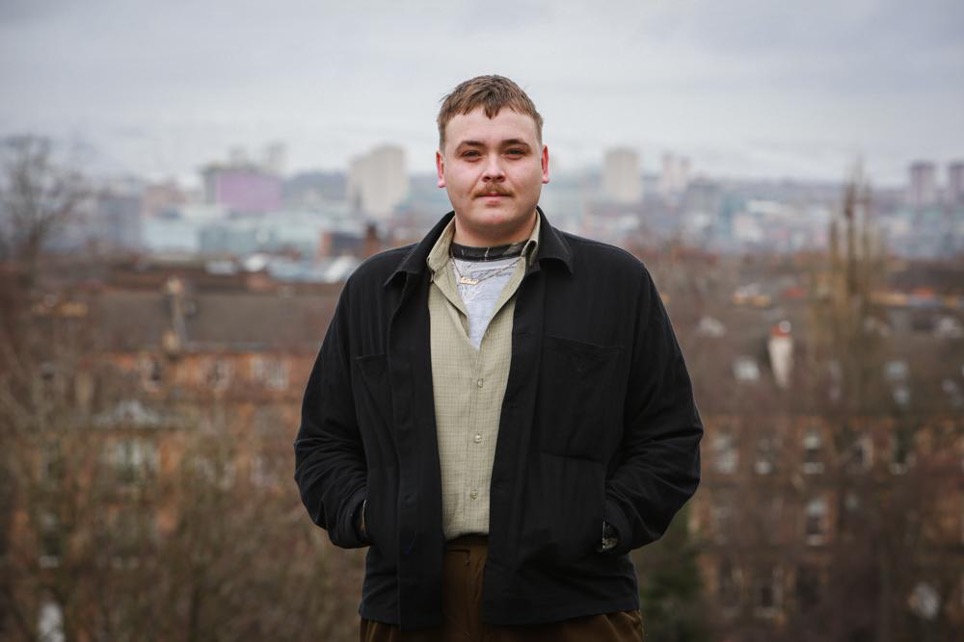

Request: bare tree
left=0, top=135, right=88, bottom=287
left=0, top=280, right=364, bottom=641
left=784, top=171, right=963, bottom=641
left=687, top=169, right=964, bottom=641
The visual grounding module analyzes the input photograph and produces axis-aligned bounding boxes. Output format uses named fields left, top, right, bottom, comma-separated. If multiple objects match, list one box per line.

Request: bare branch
left=0, top=135, right=89, bottom=287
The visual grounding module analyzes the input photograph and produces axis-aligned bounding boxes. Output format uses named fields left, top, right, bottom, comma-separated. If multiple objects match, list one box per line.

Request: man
left=295, top=75, right=702, bottom=641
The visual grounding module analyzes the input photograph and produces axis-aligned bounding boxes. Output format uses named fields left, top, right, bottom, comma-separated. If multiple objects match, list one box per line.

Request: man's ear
left=436, top=151, right=446, bottom=188
left=541, top=145, right=550, bottom=184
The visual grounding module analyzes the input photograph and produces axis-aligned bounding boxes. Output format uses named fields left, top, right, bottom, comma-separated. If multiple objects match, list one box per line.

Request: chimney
left=163, top=276, right=188, bottom=357
left=363, top=223, right=381, bottom=258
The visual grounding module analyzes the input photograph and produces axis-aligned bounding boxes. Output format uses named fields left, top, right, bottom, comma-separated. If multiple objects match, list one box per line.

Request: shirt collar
left=426, top=213, right=541, bottom=276
left=387, top=207, right=571, bottom=287
left=426, top=219, right=456, bottom=275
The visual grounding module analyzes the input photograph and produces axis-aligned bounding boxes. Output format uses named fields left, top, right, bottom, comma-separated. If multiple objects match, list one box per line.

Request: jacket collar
left=384, top=207, right=573, bottom=288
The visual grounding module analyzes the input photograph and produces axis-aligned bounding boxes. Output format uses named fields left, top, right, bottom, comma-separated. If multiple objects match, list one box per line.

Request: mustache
left=474, top=186, right=511, bottom=198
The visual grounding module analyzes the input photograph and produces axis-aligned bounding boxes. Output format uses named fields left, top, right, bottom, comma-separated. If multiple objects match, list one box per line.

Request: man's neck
left=451, top=211, right=537, bottom=248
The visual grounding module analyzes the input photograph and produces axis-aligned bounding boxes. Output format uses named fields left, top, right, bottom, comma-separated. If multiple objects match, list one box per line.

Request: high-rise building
left=94, top=190, right=142, bottom=251
left=201, top=164, right=283, bottom=214
left=262, top=142, right=287, bottom=177
left=348, top=145, right=409, bottom=221
left=602, top=147, right=642, bottom=204
left=141, top=180, right=188, bottom=219
left=908, top=161, right=938, bottom=208
left=658, top=152, right=690, bottom=198
left=948, top=161, right=964, bottom=205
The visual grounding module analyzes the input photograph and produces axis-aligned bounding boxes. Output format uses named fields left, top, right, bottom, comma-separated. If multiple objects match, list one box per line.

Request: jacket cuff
left=339, top=488, right=369, bottom=548
left=603, top=497, right=632, bottom=556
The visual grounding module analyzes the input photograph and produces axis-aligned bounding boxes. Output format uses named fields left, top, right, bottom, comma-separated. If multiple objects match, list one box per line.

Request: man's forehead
left=444, top=107, right=540, bottom=143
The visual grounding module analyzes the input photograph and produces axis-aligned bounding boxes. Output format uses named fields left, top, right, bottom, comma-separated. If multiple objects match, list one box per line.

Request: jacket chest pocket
left=535, top=336, right=624, bottom=460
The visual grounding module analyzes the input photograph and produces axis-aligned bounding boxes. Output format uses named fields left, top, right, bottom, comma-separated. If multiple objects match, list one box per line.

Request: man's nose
left=482, top=156, right=506, bottom=181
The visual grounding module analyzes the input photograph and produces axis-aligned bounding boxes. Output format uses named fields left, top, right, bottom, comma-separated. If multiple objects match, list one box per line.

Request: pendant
left=459, top=276, right=479, bottom=285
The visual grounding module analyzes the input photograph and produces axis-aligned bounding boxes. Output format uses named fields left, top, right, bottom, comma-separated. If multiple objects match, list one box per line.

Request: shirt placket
left=464, top=341, right=486, bottom=518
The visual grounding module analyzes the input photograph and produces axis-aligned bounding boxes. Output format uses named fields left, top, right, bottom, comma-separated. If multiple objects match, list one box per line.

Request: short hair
left=437, top=75, right=544, bottom=148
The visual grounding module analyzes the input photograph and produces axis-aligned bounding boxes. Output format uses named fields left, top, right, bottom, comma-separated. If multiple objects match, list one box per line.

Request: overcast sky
left=2, top=0, right=962, bottom=187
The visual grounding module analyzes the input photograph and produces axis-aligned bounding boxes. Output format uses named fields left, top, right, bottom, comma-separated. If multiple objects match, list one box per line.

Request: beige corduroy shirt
left=426, top=216, right=540, bottom=540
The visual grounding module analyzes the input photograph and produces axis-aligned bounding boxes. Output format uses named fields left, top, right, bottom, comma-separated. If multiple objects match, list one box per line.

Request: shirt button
left=474, top=434, right=482, bottom=444
left=476, top=378, right=484, bottom=388
left=470, top=490, right=479, bottom=500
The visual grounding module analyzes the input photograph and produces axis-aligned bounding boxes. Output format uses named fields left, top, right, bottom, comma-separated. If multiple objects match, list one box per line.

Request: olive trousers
left=360, top=536, right=644, bottom=642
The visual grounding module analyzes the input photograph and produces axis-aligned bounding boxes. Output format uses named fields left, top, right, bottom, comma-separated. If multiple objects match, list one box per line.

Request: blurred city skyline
left=2, top=0, right=962, bottom=187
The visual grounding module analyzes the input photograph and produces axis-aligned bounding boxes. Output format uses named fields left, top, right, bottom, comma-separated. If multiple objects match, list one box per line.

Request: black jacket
left=294, top=210, right=702, bottom=630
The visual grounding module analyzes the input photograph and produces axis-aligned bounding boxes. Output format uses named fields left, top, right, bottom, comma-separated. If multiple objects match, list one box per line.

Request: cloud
left=1, top=0, right=961, bottom=183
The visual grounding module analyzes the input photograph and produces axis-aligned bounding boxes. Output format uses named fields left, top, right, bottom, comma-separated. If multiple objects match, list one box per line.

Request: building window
left=40, top=440, right=64, bottom=485
left=885, top=360, right=912, bottom=408
left=36, top=361, right=66, bottom=400
left=252, top=406, right=283, bottom=436
left=251, top=356, right=288, bottom=390
left=718, top=559, right=742, bottom=610
left=711, top=502, right=734, bottom=544
left=109, top=510, right=156, bottom=568
left=805, top=497, right=828, bottom=545
left=199, top=405, right=228, bottom=434
left=891, top=426, right=914, bottom=473
left=802, top=428, right=824, bottom=474
left=38, top=512, right=61, bottom=569
left=139, top=356, right=164, bottom=390
left=251, top=453, right=280, bottom=489
left=884, top=359, right=909, bottom=381
left=194, top=456, right=236, bottom=490
left=763, top=497, right=784, bottom=545
left=846, top=435, right=873, bottom=472
left=205, top=358, right=232, bottom=391
left=844, top=490, right=861, bottom=514
left=795, top=565, right=821, bottom=612
left=110, top=439, right=159, bottom=486
left=712, top=432, right=739, bottom=474
left=733, top=357, right=760, bottom=382
left=827, top=360, right=842, bottom=402
left=753, top=566, right=783, bottom=617
left=907, top=582, right=941, bottom=621
left=942, top=377, right=964, bottom=408
left=755, top=436, right=778, bottom=474
left=38, top=598, right=65, bottom=642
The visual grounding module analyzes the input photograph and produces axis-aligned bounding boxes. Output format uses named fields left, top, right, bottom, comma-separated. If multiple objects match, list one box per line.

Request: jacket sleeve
left=603, top=267, right=702, bottom=555
left=294, top=284, right=368, bottom=548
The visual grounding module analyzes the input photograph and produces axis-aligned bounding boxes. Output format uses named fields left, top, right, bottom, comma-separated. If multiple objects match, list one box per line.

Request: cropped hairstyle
left=437, top=75, right=544, bottom=148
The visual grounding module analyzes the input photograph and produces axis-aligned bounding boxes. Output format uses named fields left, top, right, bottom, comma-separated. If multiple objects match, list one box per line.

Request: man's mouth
left=476, top=189, right=510, bottom=199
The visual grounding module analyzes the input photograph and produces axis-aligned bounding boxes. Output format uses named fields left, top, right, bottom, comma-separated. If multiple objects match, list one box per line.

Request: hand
left=355, top=499, right=369, bottom=541
left=597, top=521, right=619, bottom=552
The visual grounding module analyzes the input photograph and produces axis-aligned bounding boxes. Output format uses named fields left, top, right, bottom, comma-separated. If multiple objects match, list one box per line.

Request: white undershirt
left=451, top=256, right=523, bottom=349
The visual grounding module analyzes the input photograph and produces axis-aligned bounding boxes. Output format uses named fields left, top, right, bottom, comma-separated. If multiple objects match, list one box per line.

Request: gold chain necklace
left=450, top=256, right=522, bottom=286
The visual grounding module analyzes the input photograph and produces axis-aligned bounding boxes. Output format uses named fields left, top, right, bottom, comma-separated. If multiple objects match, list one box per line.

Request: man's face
left=436, top=107, right=549, bottom=247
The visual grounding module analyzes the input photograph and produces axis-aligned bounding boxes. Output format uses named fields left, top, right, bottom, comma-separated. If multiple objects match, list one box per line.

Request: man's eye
left=506, top=149, right=526, bottom=157
left=462, top=151, right=481, bottom=159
